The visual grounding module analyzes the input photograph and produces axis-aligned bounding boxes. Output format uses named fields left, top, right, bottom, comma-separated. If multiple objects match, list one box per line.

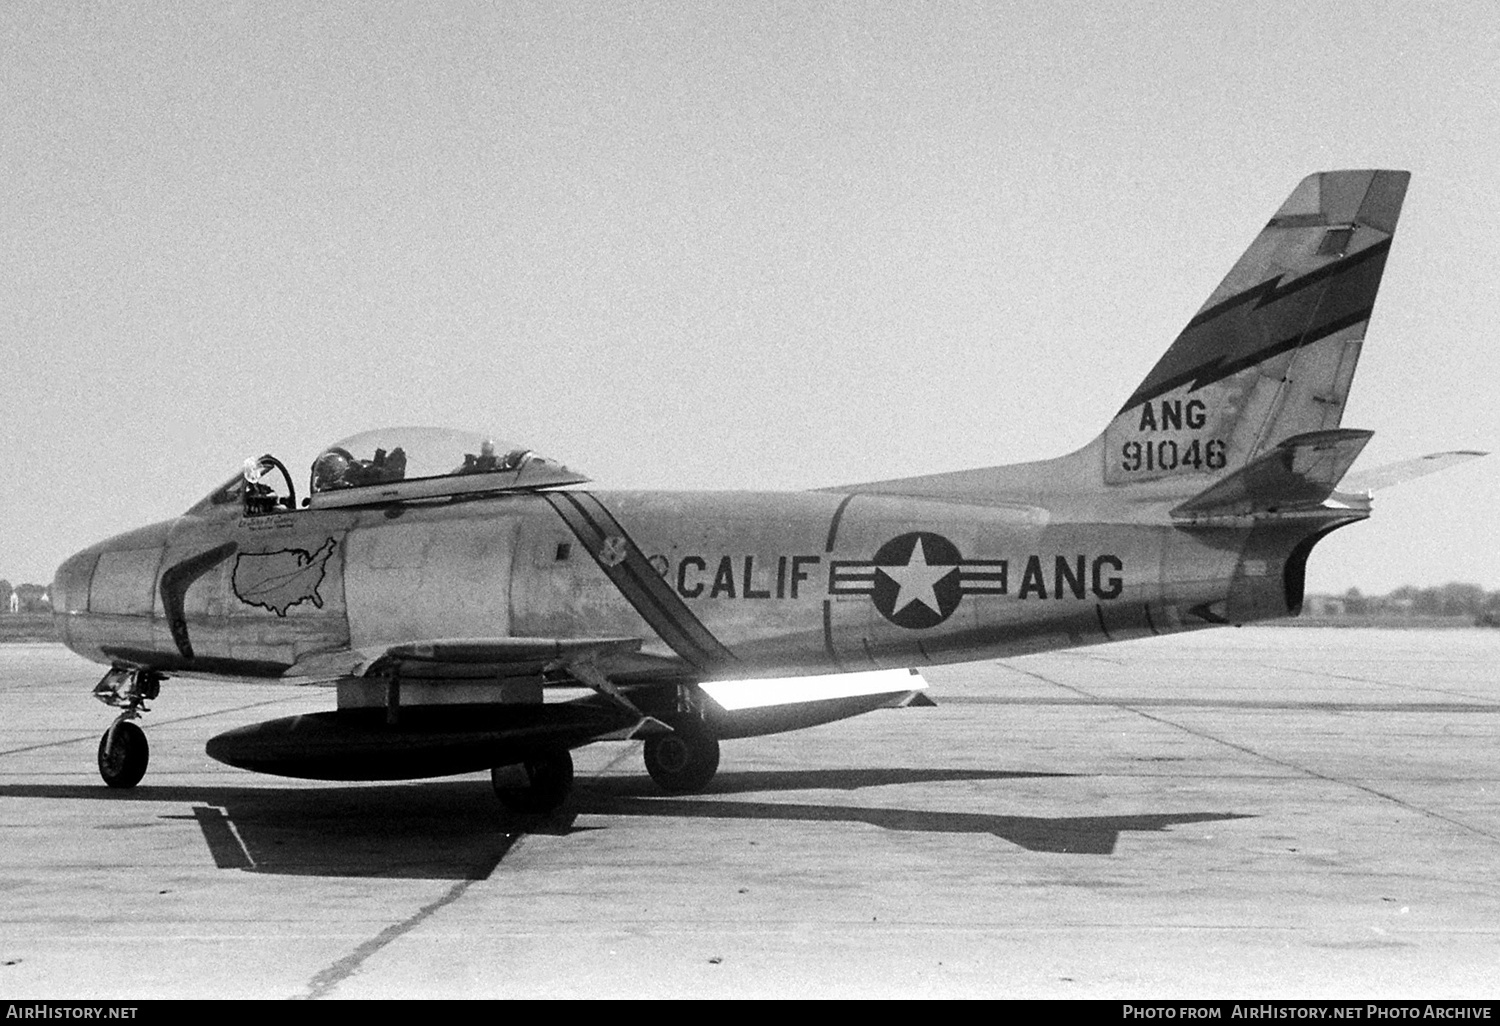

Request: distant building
left=1302, top=595, right=1347, bottom=617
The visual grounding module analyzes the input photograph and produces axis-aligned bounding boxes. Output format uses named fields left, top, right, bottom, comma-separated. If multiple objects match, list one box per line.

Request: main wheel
left=491, top=748, right=574, bottom=813
left=643, top=721, right=720, bottom=794
left=98, top=721, right=148, bottom=789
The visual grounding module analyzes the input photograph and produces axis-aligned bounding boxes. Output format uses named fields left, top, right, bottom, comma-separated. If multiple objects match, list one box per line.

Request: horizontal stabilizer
left=1171, top=429, right=1373, bottom=519
left=1337, top=450, right=1488, bottom=496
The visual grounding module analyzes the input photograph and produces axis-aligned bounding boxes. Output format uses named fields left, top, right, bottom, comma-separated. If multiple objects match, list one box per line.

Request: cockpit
left=187, top=427, right=589, bottom=517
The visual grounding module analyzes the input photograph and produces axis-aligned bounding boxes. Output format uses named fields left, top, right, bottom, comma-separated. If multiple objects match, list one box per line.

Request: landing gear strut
left=491, top=747, right=574, bottom=814
left=92, top=668, right=162, bottom=789
left=643, top=718, right=720, bottom=794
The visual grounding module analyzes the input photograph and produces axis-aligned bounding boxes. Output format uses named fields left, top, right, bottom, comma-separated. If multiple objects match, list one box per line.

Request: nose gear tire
left=98, top=721, right=149, bottom=789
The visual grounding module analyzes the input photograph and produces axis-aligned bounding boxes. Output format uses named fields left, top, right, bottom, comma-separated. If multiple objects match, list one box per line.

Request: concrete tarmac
left=2, top=628, right=1498, bottom=999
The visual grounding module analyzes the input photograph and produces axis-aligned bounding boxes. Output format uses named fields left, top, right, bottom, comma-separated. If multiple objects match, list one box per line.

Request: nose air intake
left=51, top=519, right=175, bottom=663
left=51, top=548, right=100, bottom=650
left=52, top=549, right=99, bottom=616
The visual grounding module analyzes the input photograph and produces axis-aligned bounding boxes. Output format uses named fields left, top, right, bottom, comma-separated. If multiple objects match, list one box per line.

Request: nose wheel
left=91, top=667, right=162, bottom=789
left=98, top=720, right=149, bottom=788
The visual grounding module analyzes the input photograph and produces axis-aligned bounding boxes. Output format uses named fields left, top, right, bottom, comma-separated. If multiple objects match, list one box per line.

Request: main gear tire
left=643, top=722, right=720, bottom=794
left=492, top=748, right=574, bottom=813
left=98, top=721, right=149, bottom=789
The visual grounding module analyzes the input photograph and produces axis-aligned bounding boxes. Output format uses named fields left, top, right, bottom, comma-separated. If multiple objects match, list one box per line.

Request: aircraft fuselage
left=52, top=486, right=1342, bottom=684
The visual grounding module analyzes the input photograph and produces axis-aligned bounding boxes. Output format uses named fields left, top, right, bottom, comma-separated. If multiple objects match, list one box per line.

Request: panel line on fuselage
left=821, top=600, right=845, bottom=673
left=543, top=492, right=738, bottom=671
left=820, top=493, right=857, bottom=671
left=1094, top=602, right=1114, bottom=642
left=824, top=493, right=856, bottom=553
left=159, top=542, right=238, bottom=659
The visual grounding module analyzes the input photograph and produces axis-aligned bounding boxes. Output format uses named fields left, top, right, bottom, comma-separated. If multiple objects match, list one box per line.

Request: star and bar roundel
left=829, top=531, right=1006, bottom=629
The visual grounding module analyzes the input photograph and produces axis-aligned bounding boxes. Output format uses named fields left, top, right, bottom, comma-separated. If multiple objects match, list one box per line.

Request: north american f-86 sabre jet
left=52, top=169, right=1481, bottom=812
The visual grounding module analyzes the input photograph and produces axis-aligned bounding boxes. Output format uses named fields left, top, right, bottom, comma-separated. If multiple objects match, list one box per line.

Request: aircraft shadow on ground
left=570, top=779, right=1250, bottom=858
left=0, top=769, right=1250, bottom=879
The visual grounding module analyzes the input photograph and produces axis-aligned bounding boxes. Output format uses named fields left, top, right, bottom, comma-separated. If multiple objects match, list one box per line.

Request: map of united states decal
left=232, top=539, right=338, bottom=617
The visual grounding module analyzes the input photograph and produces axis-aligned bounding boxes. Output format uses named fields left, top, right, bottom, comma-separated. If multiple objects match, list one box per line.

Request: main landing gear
left=92, top=668, right=162, bottom=789
left=640, top=685, right=721, bottom=795
left=486, top=721, right=721, bottom=814
left=643, top=718, right=720, bottom=795
left=484, top=679, right=724, bottom=814
left=491, top=748, right=574, bottom=814
left=488, top=725, right=721, bottom=814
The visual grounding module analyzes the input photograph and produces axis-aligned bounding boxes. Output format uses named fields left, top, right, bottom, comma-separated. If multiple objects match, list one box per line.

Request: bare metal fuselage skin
left=52, top=478, right=1347, bottom=685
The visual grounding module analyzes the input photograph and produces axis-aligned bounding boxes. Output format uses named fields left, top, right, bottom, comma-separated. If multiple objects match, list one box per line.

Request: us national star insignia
left=829, top=531, right=1008, bottom=630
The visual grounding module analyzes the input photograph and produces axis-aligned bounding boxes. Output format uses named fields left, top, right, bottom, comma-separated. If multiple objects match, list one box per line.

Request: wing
left=217, top=638, right=933, bottom=781
left=287, top=636, right=931, bottom=742
left=285, top=635, right=647, bottom=683
left=212, top=635, right=668, bottom=780
left=293, top=634, right=674, bottom=734
left=700, top=668, right=933, bottom=740
left=290, top=634, right=672, bottom=737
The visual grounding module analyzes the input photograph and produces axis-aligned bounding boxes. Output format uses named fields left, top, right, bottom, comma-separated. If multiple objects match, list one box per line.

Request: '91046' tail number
left=1122, top=438, right=1226, bottom=473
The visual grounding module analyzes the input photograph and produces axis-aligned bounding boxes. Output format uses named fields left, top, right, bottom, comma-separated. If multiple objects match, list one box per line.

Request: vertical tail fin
left=837, top=170, right=1410, bottom=502
left=1102, top=169, right=1409, bottom=493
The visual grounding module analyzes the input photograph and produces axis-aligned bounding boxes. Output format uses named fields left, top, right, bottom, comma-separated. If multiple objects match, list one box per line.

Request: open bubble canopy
left=189, top=427, right=589, bottom=515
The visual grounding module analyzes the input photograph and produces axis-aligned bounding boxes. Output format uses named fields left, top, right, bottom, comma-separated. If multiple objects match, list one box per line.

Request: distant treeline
left=1308, top=584, right=1500, bottom=626
left=0, top=581, right=50, bottom=613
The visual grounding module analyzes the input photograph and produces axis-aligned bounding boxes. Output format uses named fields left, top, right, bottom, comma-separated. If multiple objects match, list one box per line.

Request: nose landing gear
left=92, top=668, right=162, bottom=789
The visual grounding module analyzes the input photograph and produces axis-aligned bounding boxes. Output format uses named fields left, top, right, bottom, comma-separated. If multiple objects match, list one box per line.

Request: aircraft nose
left=51, top=544, right=102, bottom=656
left=51, top=546, right=100, bottom=617
left=51, top=520, right=174, bottom=663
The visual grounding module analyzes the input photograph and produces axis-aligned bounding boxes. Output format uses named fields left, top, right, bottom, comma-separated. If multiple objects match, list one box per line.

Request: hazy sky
left=3, top=1, right=1497, bottom=593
